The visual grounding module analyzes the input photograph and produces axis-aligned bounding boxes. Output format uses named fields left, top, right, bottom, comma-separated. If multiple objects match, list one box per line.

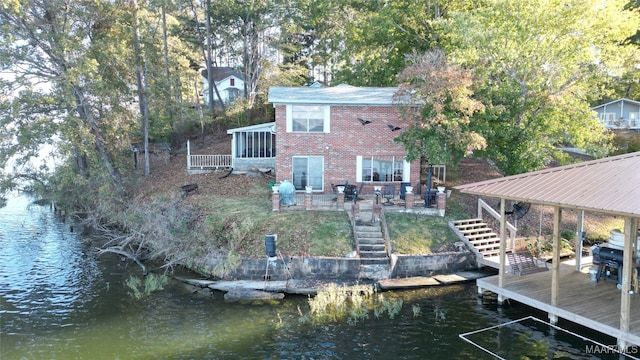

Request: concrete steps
left=355, top=221, right=389, bottom=266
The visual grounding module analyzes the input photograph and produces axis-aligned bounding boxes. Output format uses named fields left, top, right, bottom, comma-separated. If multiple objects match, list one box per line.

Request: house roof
left=200, top=67, right=245, bottom=82
left=268, top=84, right=399, bottom=105
left=227, top=122, right=275, bottom=134
left=591, top=98, right=640, bottom=110
left=454, top=152, right=640, bottom=217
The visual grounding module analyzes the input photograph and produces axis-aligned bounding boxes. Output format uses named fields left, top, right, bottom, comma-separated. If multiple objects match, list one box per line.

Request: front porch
left=477, top=262, right=640, bottom=347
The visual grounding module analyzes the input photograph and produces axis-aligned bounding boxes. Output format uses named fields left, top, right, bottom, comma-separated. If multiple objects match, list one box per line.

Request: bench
left=507, top=250, right=549, bottom=276
left=181, top=183, right=199, bottom=197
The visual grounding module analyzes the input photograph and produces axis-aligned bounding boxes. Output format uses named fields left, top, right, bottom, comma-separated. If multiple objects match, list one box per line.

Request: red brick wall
left=274, top=104, right=420, bottom=194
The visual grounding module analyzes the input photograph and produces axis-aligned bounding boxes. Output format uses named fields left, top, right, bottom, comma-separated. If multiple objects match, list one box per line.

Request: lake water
left=0, top=193, right=633, bottom=359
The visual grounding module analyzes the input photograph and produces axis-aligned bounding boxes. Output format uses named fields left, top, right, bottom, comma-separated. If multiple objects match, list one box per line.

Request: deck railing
left=186, top=140, right=233, bottom=170
left=189, top=154, right=233, bottom=169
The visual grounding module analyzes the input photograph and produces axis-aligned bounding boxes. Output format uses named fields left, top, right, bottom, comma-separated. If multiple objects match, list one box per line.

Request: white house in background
left=200, top=66, right=245, bottom=106
left=592, top=98, right=640, bottom=132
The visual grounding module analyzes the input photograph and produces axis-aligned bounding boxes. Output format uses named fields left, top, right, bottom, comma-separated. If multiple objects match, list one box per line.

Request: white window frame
left=286, top=105, right=330, bottom=133
left=356, top=156, right=410, bottom=183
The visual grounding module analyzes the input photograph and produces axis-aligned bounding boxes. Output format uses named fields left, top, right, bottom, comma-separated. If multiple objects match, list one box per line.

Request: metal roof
left=591, top=98, right=640, bottom=110
left=455, top=152, right=640, bottom=217
left=268, top=84, right=399, bottom=105
left=227, top=122, right=275, bottom=134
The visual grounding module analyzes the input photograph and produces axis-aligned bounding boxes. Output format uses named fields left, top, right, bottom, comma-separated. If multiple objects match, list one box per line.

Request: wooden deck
left=477, top=262, right=640, bottom=347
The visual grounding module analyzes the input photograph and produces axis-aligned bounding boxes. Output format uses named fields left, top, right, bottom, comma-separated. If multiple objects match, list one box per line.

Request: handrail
left=378, top=207, right=392, bottom=259
left=477, top=198, right=517, bottom=250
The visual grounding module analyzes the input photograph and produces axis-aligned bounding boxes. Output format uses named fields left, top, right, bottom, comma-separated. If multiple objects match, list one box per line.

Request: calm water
left=0, top=193, right=632, bottom=359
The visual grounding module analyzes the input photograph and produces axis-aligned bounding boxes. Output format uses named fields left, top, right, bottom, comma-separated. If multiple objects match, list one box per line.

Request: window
left=286, top=105, right=329, bottom=133
left=227, top=88, right=240, bottom=103
left=236, top=131, right=275, bottom=158
left=357, top=156, right=408, bottom=183
left=230, top=78, right=235, bottom=87
left=292, top=156, right=324, bottom=190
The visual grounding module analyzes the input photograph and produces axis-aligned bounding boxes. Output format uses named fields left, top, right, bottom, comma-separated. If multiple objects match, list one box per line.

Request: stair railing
left=477, top=198, right=517, bottom=251
left=378, top=208, right=392, bottom=259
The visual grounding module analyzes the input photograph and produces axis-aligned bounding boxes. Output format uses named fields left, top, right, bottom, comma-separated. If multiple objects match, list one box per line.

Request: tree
left=437, top=0, right=637, bottom=174
left=394, top=49, right=486, bottom=166
left=0, top=0, right=128, bottom=197
left=333, top=0, right=447, bottom=86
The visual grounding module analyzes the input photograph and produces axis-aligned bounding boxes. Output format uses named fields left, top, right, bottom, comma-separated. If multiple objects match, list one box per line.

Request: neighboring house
left=226, top=122, right=276, bottom=172
left=200, top=66, right=245, bottom=106
left=267, top=84, right=421, bottom=194
left=592, top=98, right=640, bottom=132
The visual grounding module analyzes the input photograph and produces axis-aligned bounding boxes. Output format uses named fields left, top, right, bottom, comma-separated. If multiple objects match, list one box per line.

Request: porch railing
left=186, top=140, right=233, bottom=170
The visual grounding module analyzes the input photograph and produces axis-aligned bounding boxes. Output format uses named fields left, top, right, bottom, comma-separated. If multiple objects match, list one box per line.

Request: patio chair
left=382, top=185, right=395, bottom=204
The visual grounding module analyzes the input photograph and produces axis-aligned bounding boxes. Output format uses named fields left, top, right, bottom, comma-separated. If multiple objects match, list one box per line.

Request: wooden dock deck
left=477, top=262, right=640, bottom=347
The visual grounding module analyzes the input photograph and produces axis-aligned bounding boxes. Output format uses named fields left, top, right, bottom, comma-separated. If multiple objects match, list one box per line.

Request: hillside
left=129, top=136, right=621, bottom=258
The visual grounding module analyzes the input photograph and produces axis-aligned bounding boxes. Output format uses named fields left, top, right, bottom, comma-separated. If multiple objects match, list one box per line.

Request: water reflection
left=0, top=193, right=633, bottom=359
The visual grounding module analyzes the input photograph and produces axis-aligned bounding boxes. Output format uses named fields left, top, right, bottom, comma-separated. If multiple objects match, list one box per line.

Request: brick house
left=267, top=84, right=421, bottom=195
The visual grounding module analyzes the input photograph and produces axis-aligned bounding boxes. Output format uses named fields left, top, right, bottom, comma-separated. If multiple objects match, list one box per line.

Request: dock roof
left=455, top=152, right=640, bottom=217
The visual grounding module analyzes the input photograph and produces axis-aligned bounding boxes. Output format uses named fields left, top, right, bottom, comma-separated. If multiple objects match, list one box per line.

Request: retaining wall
left=201, top=251, right=477, bottom=281
left=390, top=252, right=477, bottom=278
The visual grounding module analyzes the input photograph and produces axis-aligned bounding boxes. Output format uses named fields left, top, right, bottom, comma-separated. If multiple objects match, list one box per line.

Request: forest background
left=0, top=0, right=639, bottom=271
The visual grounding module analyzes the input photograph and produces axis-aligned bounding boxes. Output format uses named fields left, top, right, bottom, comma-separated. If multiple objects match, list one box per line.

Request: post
left=575, top=210, right=584, bottom=272
left=405, top=192, right=414, bottom=210
left=498, top=198, right=506, bottom=304
left=186, top=140, right=191, bottom=170
left=436, top=188, right=446, bottom=217
left=619, top=217, right=638, bottom=348
left=271, top=185, right=280, bottom=212
left=550, top=206, right=562, bottom=324
left=336, top=192, right=345, bottom=211
left=304, top=186, right=313, bottom=210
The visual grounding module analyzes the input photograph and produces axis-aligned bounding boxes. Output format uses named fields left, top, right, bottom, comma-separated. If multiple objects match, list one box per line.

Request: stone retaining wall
left=390, top=252, right=477, bottom=278
left=201, top=252, right=477, bottom=281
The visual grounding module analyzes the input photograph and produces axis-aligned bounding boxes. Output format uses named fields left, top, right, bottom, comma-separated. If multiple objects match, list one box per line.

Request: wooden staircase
left=449, top=218, right=507, bottom=267
left=354, top=222, right=389, bottom=266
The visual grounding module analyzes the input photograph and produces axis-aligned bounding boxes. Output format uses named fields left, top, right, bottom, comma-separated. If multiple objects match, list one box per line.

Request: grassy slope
left=129, top=136, right=622, bottom=260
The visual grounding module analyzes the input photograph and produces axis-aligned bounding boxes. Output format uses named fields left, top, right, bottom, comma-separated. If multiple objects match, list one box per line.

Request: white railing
left=189, top=154, right=232, bottom=168
left=477, top=198, right=517, bottom=250
left=186, top=140, right=232, bottom=169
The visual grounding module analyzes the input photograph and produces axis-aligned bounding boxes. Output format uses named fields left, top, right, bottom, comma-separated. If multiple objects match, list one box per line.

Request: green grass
left=386, top=201, right=470, bottom=254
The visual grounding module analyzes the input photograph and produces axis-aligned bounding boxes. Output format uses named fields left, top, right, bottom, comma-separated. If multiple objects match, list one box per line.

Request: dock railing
left=477, top=198, right=517, bottom=251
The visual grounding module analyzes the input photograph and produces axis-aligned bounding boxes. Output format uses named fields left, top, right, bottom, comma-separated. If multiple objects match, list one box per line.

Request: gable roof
left=455, top=152, right=640, bottom=217
left=591, top=98, right=640, bottom=110
left=200, top=67, right=245, bottom=82
left=268, top=84, right=399, bottom=105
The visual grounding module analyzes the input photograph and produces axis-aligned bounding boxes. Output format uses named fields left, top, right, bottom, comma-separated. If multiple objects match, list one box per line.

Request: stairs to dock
left=449, top=218, right=508, bottom=268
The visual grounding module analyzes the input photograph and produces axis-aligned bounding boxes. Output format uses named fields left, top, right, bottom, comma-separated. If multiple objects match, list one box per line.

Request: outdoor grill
left=591, top=244, right=623, bottom=284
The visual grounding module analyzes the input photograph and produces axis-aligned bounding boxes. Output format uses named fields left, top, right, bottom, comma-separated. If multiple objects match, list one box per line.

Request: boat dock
left=477, top=262, right=640, bottom=347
